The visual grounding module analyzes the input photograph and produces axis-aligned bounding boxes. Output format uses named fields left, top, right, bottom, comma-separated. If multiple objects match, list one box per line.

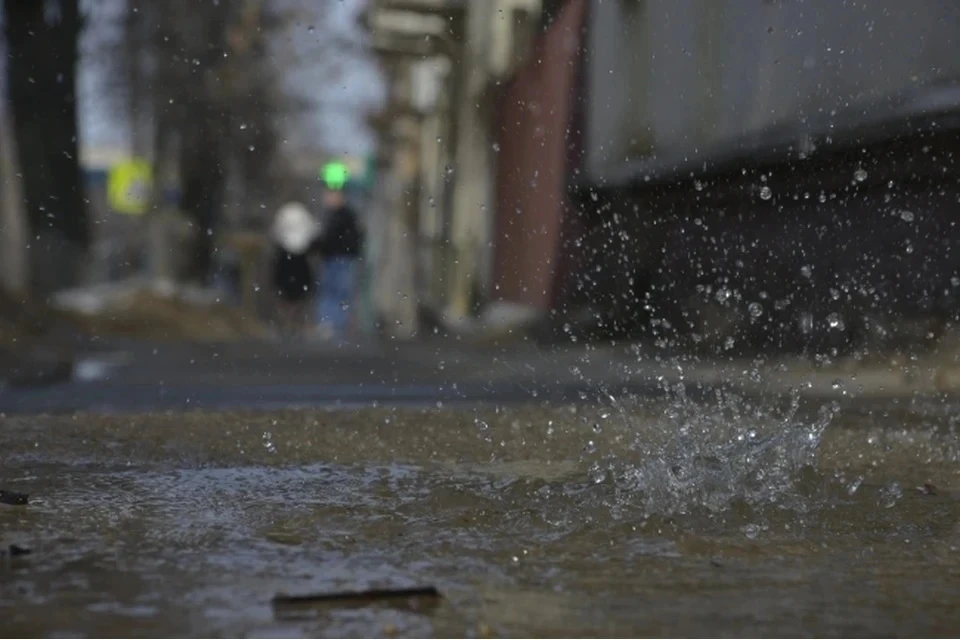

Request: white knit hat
left=272, top=202, right=318, bottom=254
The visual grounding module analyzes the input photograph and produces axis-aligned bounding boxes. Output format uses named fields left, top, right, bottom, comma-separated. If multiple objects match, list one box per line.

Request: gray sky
left=78, top=0, right=384, bottom=157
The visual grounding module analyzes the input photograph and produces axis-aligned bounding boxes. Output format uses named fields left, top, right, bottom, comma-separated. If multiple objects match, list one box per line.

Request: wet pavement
left=2, top=338, right=956, bottom=415
left=2, top=388, right=959, bottom=637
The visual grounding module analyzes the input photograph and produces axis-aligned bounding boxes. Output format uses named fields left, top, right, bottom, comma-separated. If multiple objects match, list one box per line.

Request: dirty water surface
left=2, top=391, right=959, bottom=637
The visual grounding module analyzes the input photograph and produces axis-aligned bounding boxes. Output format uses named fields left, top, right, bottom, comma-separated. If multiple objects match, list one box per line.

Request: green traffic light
left=321, top=161, right=349, bottom=190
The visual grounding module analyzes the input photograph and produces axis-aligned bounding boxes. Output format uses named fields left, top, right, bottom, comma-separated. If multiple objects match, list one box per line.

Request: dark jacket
left=272, top=245, right=314, bottom=301
left=313, top=205, right=363, bottom=259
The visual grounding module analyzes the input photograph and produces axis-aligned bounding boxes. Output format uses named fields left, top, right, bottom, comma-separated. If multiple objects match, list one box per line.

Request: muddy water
left=2, top=393, right=959, bottom=637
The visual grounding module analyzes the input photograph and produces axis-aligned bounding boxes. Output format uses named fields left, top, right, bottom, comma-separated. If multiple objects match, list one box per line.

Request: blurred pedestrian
left=270, top=201, right=319, bottom=338
left=311, top=185, right=364, bottom=339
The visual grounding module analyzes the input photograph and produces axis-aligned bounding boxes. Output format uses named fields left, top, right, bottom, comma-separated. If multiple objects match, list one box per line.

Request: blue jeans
left=316, top=257, right=357, bottom=335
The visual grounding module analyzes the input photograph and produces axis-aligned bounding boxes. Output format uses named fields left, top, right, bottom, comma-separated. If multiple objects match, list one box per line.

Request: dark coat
left=313, top=205, right=363, bottom=259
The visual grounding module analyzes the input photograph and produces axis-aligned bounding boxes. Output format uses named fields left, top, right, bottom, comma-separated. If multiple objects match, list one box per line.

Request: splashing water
left=592, top=382, right=838, bottom=517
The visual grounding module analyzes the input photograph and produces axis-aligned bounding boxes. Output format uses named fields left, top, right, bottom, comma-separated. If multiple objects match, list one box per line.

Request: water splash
left=594, top=382, right=838, bottom=517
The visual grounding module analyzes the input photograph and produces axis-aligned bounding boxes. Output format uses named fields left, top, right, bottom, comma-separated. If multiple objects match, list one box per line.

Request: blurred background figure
left=312, top=185, right=364, bottom=341
left=270, top=201, right=319, bottom=339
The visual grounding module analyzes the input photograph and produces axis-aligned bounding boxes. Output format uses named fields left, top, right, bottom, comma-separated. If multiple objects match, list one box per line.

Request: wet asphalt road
left=0, top=340, right=654, bottom=415
left=0, top=338, right=948, bottom=415
left=0, top=338, right=714, bottom=414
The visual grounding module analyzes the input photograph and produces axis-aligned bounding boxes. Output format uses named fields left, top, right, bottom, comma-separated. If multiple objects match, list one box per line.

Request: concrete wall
left=584, top=0, right=960, bottom=185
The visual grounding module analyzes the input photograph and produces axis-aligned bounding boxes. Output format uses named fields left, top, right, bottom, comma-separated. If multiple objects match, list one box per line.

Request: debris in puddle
left=917, top=482, right=939, bottom=496
left=271, top=585, right=442, bottom=611
left=1, top=544, right=32, bottom=558
left=264, top=531, right=303, bottom=546
left=0, top=490, right=29, bottom=506
left=710, top=558, right=724, bottom=568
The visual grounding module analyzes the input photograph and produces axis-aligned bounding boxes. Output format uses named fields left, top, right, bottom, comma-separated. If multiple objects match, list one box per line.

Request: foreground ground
left=2, top=392, right=959, bottom=637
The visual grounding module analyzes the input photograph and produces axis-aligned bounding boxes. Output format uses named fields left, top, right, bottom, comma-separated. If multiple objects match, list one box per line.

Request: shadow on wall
left=575, top=129, right=960, bottom=356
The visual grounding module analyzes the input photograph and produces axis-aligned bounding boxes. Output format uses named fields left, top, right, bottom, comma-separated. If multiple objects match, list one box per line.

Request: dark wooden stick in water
left=272, top=585, right=441, bottom=607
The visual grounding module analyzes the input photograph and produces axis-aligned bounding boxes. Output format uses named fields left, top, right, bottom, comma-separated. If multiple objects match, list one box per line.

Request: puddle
left=1, top=397, right=959, bottom=636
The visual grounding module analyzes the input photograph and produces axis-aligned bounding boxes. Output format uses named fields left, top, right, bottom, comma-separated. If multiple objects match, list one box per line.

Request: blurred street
left=3, top=1, right=960, bottom=637
left=2, top=332, right=954, bottom=415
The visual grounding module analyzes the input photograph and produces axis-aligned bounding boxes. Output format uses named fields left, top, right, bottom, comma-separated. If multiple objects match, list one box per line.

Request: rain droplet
left=262, top=431, right=276, bottom=453
left=853, top=167, right=867, bottom=182
left=899, top=209, right=915, bottom=222
left=492, top=142, right=500, bottom=152
left=715, top=287, right=732, bottom=303
left=827, top=313, right=845, bottom=331
left=800, top=265, right=813, bottom=278
left=759, top=186, right=773, bottom=200
left=694, top=180, right=704, bottom=191
left=748, top=302, right=763, bottom=318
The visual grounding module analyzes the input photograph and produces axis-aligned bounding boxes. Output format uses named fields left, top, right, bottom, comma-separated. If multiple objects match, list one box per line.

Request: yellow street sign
left=107, top=158, right=153, bottom=215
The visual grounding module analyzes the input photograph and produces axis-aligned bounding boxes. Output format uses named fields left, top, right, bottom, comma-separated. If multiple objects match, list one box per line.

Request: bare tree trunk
left=4, top=0, right=88, bottom=295
left=179, top=110, right=226, bottom=285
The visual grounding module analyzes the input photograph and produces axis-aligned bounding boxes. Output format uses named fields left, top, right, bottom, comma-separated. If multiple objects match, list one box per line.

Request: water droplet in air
left=899, top=209, right=915, bottom=222
left=853, top=167, right=867, bottom=182
left=262, top=431, right=276, bottom=453
left=800, top=265, right=813, bottom=278
left=748, top=302, right=763, bottom=318
left=759, top=186, right=773, bottom=200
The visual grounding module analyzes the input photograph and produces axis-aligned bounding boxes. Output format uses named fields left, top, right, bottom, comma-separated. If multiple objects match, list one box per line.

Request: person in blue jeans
left=311, top=186, right=364, bottom=339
